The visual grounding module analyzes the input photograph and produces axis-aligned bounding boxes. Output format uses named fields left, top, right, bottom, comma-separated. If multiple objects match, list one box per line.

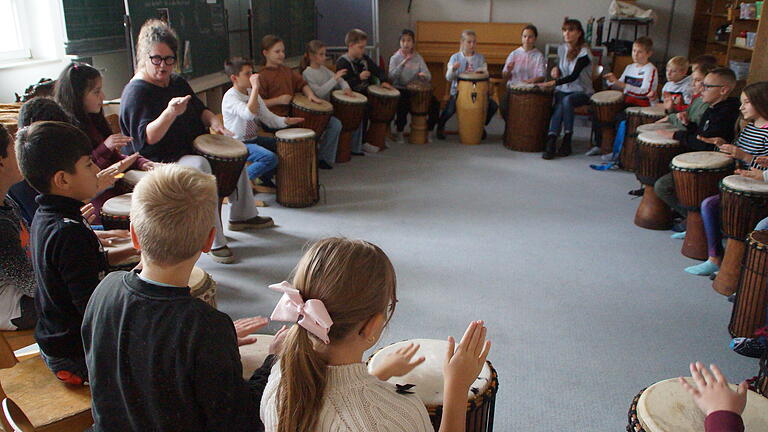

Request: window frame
left=0, top=0, right=32, bottom=62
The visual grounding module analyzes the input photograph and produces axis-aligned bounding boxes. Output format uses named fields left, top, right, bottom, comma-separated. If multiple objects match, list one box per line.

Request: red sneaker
left=55, top=370, right=84, bottom=385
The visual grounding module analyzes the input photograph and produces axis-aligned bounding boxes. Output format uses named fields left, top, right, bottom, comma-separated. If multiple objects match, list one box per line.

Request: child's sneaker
left=585, top=146, right=601, bottom=156
left=56, top=370, right=86, bottom=385
left=362, top=143, right=380, bottom=153
left=730, top=337, right=767, bottom=358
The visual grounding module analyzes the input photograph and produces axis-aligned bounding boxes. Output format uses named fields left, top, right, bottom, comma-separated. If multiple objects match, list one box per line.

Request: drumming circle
left=635, top=378, right=768, bottom=431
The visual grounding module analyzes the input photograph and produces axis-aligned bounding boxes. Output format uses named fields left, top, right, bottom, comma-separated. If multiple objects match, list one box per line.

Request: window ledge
left=0, top=58, right=63, bottom=71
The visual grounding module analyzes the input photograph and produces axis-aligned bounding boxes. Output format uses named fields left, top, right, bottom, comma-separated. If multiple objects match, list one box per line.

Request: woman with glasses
left=120, top=19, right=273, bottom=264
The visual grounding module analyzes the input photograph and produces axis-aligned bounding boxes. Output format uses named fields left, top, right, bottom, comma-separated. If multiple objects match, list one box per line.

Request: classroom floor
left=201, top=116, right=758, bottom=431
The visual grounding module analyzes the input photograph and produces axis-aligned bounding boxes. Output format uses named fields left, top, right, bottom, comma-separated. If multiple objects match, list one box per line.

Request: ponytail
left=277, top=326, right=328, bottom=432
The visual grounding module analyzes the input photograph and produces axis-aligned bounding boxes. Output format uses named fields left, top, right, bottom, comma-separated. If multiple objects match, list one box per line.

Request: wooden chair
left=3, top=398, right=34, bottom=431
left=0, top=333, right=92, bottom=432
left=0, top=331, right=35, bottom=353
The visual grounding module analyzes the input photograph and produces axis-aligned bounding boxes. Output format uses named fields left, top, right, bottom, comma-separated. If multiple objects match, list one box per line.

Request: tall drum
left=366, top=85, right=400, bottom=150
left=730, top=230, right=768, bottom=337
left=456, top=72, right=489, bottom=145
left=331, top=90, right=367, bottom=163
left=503, top=83, right=553, bottom=152
left=101, top=193, right=132, bottom=230
left=627, top=378, right=768, bottom=432
left=368, top=339, right=498, bottom=432
left=290, top=94, right=333, bottom=138
left=620, top=106, right=646, bottom=171
left=590, top=90, right=624, bottom=154
left=671, top=152, right=734, bottom=260
left=275, top=128, right=318, bottom=208
left=192, top=134, right=248, bottom=198
left=634, top=132, right=683, bottom=230
left=714, top=176, right=768, bottom=296
left=407, top=80, right=432, bottom=144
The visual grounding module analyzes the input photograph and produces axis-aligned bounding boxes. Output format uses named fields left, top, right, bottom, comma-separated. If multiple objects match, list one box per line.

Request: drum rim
left=457, top=72, right=490, bottom=81
left=368, top=85, right=401, bottom=97
left=636, top=133, right=680, bottom=146
left=291, top=96, right=334, bottom=113
left=627, top=387, right=647, bottom=432
left=720, top=177, right=768, bottom=195
left=275, top=131, right=317, bottom=141
left=331, top=90, right=368, bottom=103
left=590, top=90, right=624, bottom=104
left=669, top=152, right=734, bottom=172
left=747, top=229, right=768, bottom=250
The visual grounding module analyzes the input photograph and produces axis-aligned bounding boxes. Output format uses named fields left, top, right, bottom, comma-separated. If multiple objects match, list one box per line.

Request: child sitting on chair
left=661, top=56, right=694, bottom=114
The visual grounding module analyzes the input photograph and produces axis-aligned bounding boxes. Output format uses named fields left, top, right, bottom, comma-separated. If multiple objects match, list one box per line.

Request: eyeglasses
left=148, top=55, right=177, bottom=66
left=702, top=83, right=725, bottom=89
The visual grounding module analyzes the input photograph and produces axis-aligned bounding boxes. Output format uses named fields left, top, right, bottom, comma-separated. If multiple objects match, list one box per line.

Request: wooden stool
left=0, top=331, right=35, bottom=353
left=0, top=333, right=92, bottom=431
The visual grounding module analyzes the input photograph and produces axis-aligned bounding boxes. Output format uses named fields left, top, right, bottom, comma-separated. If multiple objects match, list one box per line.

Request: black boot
left=558, top=132, right=572, bottom=157
left=542, top=134, right=557, bottom=160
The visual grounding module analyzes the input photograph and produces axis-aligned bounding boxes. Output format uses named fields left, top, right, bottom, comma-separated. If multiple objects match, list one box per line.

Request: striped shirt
left=735, top=123, right=768, bottom=169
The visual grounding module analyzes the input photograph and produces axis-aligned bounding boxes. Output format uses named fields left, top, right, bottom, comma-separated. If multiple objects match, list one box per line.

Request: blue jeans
left=243, top=137, right=278, bottom=180
left=548, top=91, right=591, bottom=135
left=351, top=122, right=364, bottom=153
left=320, top=117, right=342, bottom=164
left=437, top=94, right=499, bottom=130
left=756, top=217, right=768, bottom=231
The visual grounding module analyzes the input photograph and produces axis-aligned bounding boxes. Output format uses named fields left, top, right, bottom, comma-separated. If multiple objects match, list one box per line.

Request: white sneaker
left=362, top=143, right=380, bottom=153
left=394, top=132, right=404, bottom=143
left=600, top=152, right=617, bottom=162
left=585, top=146, right=601, bottom=156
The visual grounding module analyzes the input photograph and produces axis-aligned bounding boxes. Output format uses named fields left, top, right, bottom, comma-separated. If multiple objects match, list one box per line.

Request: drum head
left=406, top=80, right=432, bottom=92
left=368, top=85, right=400, bottom=97
left=367, top=339, right=492, bottom=406
left=103, top=193, right=132, bottom=217
left=458, top=72, right=489, bottom=81
left=105, top=237, right=138, bottom=267
left=332, top=90, right=367, bottom=104
left=188, top=266, right=207, bottom=290
left=637, top=131, right=680, bottom=146
left=637, top=378, right=768, bottom=432
left=625, top=106, right=645, bottom=115
left=122, top=170, right=148, bottom=187
left=292, top=94, right=333, bottom=112
left=275, top=128, right=316, bottom=140
left=671, top=151, right=733, bottom=170
left=192, top=134, right=247, bottom=159
left=508, top=82, right=537, bottom=90
left=590, top=90, right=623, bottom=104
left=239, top=334, right=275, bottom=379
left=722, top=174, right=768, bottom=193
left=636, top=123, right=682, bottom=134
left=640, top=105, right=667, bottom=117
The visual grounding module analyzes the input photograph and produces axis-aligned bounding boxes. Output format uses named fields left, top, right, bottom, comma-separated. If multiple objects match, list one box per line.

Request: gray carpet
left=201, top=117, right=758, bottom=431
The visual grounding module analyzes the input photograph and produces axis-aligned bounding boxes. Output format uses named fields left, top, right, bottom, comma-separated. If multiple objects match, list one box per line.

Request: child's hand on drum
left=269, top=325, right=289, bottom=356
left=309, top=95, right=325, bottom=105
left=285, top=117, right=305, bottom=126
left=443, top=320, right=491, bottom=391
left=537, top=80, right=556, bottom=88
left=702, top=136, right=729, bottom=147
left=233, top=316, right=270, bottom=346
left=678, top=111, right=690, bottom=125
left=343, top=88, right=354, bottom=97
left=736, top=168, right=765, bottom=181
left=335, top=69, right=348, bottom=80
left=96, top=229, right=130, bottom=246
left=679, top=362, right=748, bottom=416
left=104, top=134, right=133, bottom=152
left=370, top=342, right=426, bottom=381
left=381, top=82, right=395, bottom=90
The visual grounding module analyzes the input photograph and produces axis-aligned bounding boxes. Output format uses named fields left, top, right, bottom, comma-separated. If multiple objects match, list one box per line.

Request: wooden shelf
left=731, top=45, right=755, bottom=52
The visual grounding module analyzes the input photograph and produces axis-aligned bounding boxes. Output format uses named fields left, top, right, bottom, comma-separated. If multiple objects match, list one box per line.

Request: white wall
left=378, top=0, right=695, bottom=65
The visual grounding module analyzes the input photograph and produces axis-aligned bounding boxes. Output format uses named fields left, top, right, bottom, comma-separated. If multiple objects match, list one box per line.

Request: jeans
left=243, top=138, right=278, bottom=180
left=40, top=349, right=89, bottom=382
left=548, top=91, right=591, bottom=135
left=654, top=173, right=686, bottom=217
left=351, top=122, right=364, bottom=153
left=320, top=117, right=342, bottom=164
left=757, top=216, right=768, bottom=231
left=437, top=94, right=498, bottom=130
left=701, top=194, right=724, bottom=258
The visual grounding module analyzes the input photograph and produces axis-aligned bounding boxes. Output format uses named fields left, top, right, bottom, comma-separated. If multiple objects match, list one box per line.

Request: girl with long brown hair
left=260, top=237, right=491, bottom=432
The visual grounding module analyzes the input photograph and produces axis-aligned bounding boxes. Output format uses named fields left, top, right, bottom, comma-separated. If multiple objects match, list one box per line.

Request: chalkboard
left=126, top=0, right=229, bottom=79
left=316, top=0, right=374, bottom=48
left=62, top=0, right=126, bottom=55
left=250, top=0, right=316, bottom=63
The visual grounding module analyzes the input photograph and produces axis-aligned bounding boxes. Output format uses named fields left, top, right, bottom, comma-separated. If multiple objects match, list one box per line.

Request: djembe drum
left=331, top=90, right=367, bottom=163
left=239, top=334, right=275, bottom=379
left=634, top=132, right=683, bottom=230
left=503, top=83, right=553, bottom=152
left=275, top=128, right=318, bottom=208
left=116, top=170, right=148, bottom=195
left=407, top=80, right=432, bottom=144
left=189, top=266, right=217, bottom=308
left=456, top=72, right=490, bottom=145
left=100, top=193, right=132, bottom=230
left=730, top=230, right=768, bottom=337
left=366, top=85, right=400, bottom=150
left=290, top=94, right=333, bottom=138
left=104, top=237, right=139, bottom=272
left=627, top=378, right=768, bottom=432
left=192, top=134, right=248, bottom=198
left=714, top=176, right=768, bottom=296
left=621, top=107, right=672, bottom=172
left=590, top=90, right=624, bottom=154
left=368, top=339, right=498, bottom=432
left=671, top=152, right=734, bottom=260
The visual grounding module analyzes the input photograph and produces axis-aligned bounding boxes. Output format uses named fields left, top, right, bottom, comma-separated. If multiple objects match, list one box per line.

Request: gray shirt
left=388, top=50, right=431, bottom=89
left=302, top=65, right=350, bottom=101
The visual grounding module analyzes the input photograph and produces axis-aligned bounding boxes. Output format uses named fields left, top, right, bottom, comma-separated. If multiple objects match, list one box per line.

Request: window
left=0, top=0, right=31, bottom=61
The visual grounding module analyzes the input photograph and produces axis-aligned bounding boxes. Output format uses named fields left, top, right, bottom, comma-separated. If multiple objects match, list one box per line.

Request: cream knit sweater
left=260, top=361, right=434, bottom=431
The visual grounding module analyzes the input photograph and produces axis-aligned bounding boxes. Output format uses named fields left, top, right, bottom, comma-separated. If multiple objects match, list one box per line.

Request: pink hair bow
left=269, top=281, right=333, bottom=344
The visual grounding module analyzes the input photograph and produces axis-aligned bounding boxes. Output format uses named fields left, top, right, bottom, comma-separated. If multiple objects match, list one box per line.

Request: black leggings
left=11, top=295, right=37, bottom=330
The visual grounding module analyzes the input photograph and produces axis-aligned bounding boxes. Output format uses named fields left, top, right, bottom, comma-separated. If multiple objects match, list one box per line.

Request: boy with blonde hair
left=661, top=56, right=693, bottom=113
left=83, top=164, right=280, bottom=431
left=604, top=36, right=658, bottom=107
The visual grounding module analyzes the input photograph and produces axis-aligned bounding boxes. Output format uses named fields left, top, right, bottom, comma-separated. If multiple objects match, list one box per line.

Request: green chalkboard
left=126, top=0, right=229, bottom=79
left=251, top=0, right=316, bottom=63
left=62, top=0, right=126, bottom=55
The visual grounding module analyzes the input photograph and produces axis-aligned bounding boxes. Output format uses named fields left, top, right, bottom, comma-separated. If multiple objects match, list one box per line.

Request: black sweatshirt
left=31, top=194, right=107, bottom=358
left=83, top=271, right=273, bottom=432
left=673, top=97, right=741, bottom=151
left=336, top=54, right=387, bottom=94
left=555, top=56, right=591, bottom=86
left=120, top=75, right=208, bottom=163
